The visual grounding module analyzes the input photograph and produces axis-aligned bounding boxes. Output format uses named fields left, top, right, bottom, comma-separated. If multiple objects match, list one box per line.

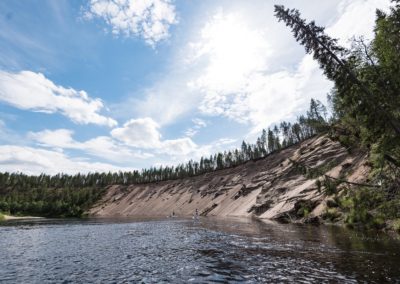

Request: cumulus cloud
left=27, top=123, right=238, bottom=171
left=0, top=145, right=132, bottom=175
left=0, top=70, right=117, bottom=127
left=29, top=128, right=152, bottom=163
left=111, top=117, right=162, bottom=148
left=84, top=0, right=178, bottom=46
left=110, top=117, right=200, bottom=156
left=28, top=116, right=211, bottom=166
left=29, top=129, right=75, bottom=149
left=162, top=138, right=196, bottom=156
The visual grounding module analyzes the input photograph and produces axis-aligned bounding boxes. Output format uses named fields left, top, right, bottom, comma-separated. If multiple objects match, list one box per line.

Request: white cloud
left=29, top=129, right=75, bottom=149
left=162, top=137, right=196, bottom=156
left=0, top=145, right=132, bottom=175
left=110, top=117, right=201, bottom=156
left=0, top=70, right=117, bottom=127
left=186, top=10, right=309, bottom=131
left=117, top=70, right=200, bottom=125
left=184, top=128, right=197, bottom=138
left=188, top=11, right=271, bottom=95
left=20, top=120, right=239, bottom=173
left=151, top=137, right=237, bottom=167
left=329, top=0, right=391, bottom=46
left=82, top=136, right=153, bottom=161
left=84, top=0, right=178, bottom=46
left=192, top=118, right=207, bottom=128
left=111, top=117, right=161, bottom=148
left=185, top=0, right=390, bottom=133
left=201, top=55, right=331, bottom=134
left=29, top=128, right=152, bottom=163
left=28, top=117, right=213, bottom=167
left=117, top=9, right=272, bottom=127
left=26, top=123, right=237, bottom=172
left=184, top=118, right=208, bottom=137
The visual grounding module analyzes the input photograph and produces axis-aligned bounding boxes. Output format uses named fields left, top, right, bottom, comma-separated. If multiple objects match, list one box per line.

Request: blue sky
left=0, top=0, right=392, bottom=174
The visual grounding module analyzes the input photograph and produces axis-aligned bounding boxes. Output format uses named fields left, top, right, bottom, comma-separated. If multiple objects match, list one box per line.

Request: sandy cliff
left=89, top=135, right=370, bottom=222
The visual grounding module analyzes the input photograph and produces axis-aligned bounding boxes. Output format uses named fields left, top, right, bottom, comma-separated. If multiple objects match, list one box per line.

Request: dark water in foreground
left=1, top=217, right=400, bottom=283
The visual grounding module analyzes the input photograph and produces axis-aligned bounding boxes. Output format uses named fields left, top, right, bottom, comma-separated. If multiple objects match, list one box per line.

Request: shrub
left=323, top=208, right=341, bottom=222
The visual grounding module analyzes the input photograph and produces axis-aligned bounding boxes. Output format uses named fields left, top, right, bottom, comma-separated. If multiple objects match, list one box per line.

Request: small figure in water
left=193, top=208, right=199, bottom=221
left=169, top=210, right=176, bottom=218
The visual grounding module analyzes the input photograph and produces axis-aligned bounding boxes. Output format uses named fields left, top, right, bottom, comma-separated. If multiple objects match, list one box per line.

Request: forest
left=0, top=1, right=399, bottom=221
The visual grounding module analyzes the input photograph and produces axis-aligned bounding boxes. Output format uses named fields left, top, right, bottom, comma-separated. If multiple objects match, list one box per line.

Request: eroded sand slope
left=89, top=135, right=369, bottom=221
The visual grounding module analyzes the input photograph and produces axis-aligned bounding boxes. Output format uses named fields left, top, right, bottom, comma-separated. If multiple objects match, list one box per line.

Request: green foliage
left=379, top=199, right=400, bottom=219
left=295, top=200, right=314, bottom=218
left=274, top=5, right=346, bottom=81
left=338, top=188, right=390, bottom=229
left=297, top=207, right=310, bottom=218
left=0, top=184, right=105, bottom=218
left=323, top=177, right=339, bottom=196
left=345, top=209, right=385, bottom=230
left=0, top=212, right=4, bottom=221
left=323, top=208, right=341, bottom=222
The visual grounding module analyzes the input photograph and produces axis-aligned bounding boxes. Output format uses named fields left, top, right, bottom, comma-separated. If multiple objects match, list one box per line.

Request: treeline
left=0, top=99, right=328, bottom=217
left=0, top=186, right=104, bottom=217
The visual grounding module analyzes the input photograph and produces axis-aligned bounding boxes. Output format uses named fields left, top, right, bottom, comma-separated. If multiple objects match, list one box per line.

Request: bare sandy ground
left=89, top=135, right=370, bottom=223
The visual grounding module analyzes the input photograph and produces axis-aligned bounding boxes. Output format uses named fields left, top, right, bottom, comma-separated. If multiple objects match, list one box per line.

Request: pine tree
left=274, top=5, right=400, bottom=136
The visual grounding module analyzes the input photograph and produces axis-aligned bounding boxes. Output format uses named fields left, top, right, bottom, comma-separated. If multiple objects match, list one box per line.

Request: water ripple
left=0, top=218, right=399, bottom=283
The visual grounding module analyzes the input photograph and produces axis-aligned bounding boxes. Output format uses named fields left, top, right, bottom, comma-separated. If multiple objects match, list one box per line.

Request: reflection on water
left=0, top=217, right=399, bottom=283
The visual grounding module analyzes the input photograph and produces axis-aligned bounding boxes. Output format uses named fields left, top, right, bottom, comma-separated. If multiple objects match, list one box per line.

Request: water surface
left=0, top=217, right=399, bottom=283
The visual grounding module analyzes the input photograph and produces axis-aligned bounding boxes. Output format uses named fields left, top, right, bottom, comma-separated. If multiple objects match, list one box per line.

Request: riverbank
left=89, top=135, right=370, bottom=225
left=0, top=213, right=44, bottom=221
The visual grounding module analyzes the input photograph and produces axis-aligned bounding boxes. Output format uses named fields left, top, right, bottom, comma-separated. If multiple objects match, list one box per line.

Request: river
left=0, top=217, right=399, bottom=283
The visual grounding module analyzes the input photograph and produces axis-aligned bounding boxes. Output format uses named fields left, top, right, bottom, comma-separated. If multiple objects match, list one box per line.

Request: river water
left=0, top=217, right=399, bottom=283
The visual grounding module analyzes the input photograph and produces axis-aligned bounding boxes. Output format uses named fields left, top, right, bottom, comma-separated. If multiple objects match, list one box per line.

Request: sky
left=0, top=0, right=393, bottom=175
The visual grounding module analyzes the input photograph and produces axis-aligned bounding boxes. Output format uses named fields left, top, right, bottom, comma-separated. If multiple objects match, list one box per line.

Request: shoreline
left=1, top=214, right=44, bottom=221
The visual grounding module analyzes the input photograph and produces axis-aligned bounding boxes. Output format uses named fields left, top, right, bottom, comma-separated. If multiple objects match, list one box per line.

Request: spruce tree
left=274, top=5, right=400, bottom=136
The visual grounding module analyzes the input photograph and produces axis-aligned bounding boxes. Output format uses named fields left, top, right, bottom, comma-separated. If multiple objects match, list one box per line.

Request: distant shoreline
left=1, top=214, right=44, bottom=221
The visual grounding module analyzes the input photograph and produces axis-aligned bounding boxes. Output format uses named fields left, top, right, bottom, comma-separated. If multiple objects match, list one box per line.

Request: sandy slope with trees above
left=89, top=135, right=370, bottom=223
